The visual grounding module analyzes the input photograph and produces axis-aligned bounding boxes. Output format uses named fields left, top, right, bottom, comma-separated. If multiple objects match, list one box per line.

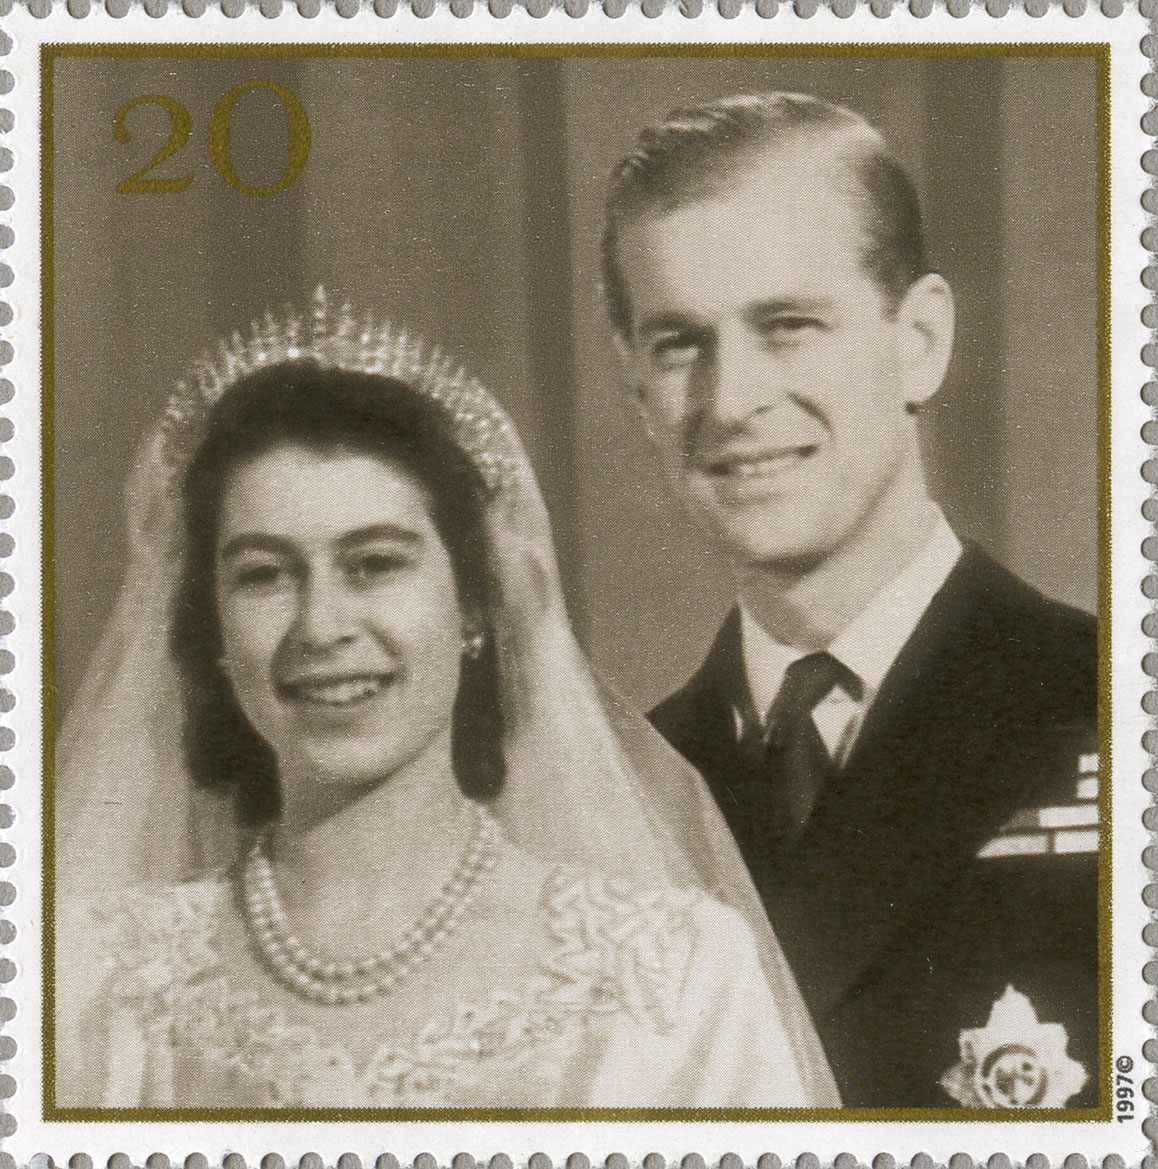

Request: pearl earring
left=462, top=631, right=485, bottom=660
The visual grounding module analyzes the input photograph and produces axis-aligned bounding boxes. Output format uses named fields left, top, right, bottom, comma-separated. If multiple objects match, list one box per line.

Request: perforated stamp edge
left=0, top=4, right=1151, bottom=1166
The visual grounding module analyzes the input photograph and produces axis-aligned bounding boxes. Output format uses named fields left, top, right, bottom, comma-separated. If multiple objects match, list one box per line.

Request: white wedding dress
left=57, top=835, right=817, bottom=1109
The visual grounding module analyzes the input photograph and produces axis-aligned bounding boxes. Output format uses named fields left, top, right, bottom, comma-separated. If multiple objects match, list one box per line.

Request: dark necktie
left=758, top=651, right=853, bottom=833
left=722, top=651, right=857, bottom=904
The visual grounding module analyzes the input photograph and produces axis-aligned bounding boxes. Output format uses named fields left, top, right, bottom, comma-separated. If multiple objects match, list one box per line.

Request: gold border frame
left=39, top=40, right=1114, bottom=1126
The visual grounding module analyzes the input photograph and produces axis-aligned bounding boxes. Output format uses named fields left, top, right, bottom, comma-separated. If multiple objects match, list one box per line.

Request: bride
left=54, top=291, right=838, bottom=1110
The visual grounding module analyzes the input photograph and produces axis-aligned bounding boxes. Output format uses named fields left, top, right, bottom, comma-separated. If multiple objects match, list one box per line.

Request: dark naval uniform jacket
left=650, top=545, right=1099, bottom=1109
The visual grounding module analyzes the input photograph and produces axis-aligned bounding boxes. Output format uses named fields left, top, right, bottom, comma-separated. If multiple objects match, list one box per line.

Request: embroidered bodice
left=56, top=845, right=822, bottom=1109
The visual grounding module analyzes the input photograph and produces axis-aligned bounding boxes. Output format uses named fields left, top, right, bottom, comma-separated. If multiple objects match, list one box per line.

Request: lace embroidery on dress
left=540, top=868, right=697, bottom=1034
left=85, top=880, right=225, bottom=1037
left=81, top=864, right=700, bottom=1105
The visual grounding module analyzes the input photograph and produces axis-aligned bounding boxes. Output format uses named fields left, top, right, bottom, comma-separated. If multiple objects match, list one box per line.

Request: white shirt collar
left=827, top=513, right=963, bottom=698
left=739, top=513, right=962, bottom=752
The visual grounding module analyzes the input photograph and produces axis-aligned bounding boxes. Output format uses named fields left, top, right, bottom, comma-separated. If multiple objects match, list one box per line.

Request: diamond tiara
left=161, top=287, right=520, bottom=493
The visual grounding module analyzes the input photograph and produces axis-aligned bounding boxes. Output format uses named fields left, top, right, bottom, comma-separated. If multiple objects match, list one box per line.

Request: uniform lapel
left=649, top=608, right=748, bottom=799
left=766, top=548, right=1044, bottom=1021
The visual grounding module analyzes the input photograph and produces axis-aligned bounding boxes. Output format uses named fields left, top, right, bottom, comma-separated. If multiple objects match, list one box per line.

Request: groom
left=602, top=92, right=1099, bottom=1108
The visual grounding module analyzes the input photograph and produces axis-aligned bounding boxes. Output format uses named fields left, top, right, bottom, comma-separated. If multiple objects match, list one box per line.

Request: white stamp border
left=0, top=6, right=1150, bottom=1164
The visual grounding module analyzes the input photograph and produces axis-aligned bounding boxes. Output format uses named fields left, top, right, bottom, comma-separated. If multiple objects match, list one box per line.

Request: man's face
left=616, top=146, right=931, bottom=572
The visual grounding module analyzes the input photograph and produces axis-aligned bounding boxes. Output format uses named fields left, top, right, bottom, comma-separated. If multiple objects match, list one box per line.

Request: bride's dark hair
left=169, top=361, right=505, bottom=825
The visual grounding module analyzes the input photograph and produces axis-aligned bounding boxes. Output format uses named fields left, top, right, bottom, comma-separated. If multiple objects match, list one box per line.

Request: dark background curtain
left=51, top=50, right=1098, bottom=713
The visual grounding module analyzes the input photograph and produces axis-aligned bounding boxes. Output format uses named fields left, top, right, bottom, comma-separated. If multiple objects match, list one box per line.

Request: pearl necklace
left=241, top=805, right=499, bottom=1006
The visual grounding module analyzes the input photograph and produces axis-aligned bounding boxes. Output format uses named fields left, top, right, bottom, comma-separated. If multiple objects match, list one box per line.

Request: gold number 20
left=113, top=94, right=194, bottom=193
left=114, top=80, right=311, bottom=196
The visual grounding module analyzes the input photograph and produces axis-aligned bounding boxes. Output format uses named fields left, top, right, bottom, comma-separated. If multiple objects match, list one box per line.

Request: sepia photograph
left=46, top=48, right=1102, bottom=1115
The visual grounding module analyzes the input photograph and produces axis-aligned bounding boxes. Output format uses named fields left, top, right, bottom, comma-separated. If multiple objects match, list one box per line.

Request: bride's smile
left=280, top=671, right=396, bottom=708
left=214, top=443, right=469, bottom=792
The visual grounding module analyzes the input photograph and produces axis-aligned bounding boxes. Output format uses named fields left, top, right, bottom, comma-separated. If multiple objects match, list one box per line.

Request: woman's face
left=214, top=442, right=468, bottom=791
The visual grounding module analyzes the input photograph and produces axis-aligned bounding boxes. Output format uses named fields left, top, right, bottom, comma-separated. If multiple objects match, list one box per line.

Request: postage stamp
left=0, top=0, right=1150, bottom=1164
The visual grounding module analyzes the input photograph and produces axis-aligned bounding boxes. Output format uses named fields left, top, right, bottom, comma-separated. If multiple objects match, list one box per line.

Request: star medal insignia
left=940, top=986, right=1088, bottom=1108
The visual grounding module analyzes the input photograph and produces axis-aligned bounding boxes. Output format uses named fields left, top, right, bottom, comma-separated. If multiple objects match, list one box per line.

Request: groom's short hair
left=601, top=91, right=929, bottom=337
